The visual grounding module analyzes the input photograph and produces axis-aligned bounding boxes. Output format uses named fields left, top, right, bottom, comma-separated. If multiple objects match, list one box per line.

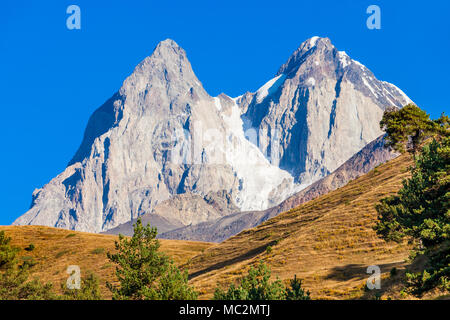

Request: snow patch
left=309, top=36, right=319, bottom=46
left=231, top=94, right=243, bottom=102
left=216, top=97, right=301, bottom=211
left=353, top=59, right=365, bottom=68
left=382, top=81, right=413, bottom=105
left=255, top=74, right=286, bottom=103
left=382, top=88, right=397, bottom=107
left=306, top=77, right=316, bottom=87
left=213, top=97, right=222, bottom=111
left=338, top=51, right=350, bottom=68
left=362, top=77, right=378, bottom=97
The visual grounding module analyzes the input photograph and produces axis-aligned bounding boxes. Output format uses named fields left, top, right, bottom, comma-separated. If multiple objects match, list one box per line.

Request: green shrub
left=0, top=231, right=55, bottom=300
left=376, top=108, right=449, bottom=295
left=24, top=244, right=35, bottom=252
left=55, top=250, right=69, bottom=259
left=61, top=272, right=102, bottom=300
left=91, top=248, right=105, bottom=255
left=20, top=256, right=37, bottom=268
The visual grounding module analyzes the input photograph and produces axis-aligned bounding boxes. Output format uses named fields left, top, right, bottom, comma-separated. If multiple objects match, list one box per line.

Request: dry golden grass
left=186, top=153, right=423, bottom=299
left=0, top=225, right=213, bottom=299
left=2, top=152, right=445, bottom=300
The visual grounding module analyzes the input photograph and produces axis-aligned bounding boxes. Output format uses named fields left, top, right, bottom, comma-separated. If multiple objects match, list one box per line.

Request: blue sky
left=1, top=0, right=449, bottom=225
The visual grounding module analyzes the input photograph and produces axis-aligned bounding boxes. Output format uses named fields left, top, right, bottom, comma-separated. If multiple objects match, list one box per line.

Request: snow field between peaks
left=215, top=97, right=301, bottom=211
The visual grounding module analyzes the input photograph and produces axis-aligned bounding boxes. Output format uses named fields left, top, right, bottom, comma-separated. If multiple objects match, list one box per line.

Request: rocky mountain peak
left=302, top=36, right=332, bottom=51
left=274, top=36, right=412, bottom=110
left=120, top=38, right=202, bottom=99
left=148, top=38, right=189, bottom=68
left=240, top=36, right=412, bottom=185
left=14, top=37, right=413, bottom=235
left=156, top=38, right=183, bottom=51
left=277, top=36, right=334, bottom=76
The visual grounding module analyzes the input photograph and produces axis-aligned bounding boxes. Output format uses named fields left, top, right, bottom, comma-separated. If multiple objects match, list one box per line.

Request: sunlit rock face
left=237, top=37, right=411, bottom=184
left=14, top=37, right=411, bottom=233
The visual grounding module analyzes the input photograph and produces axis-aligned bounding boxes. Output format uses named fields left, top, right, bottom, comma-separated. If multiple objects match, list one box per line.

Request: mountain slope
left=3, top=152, right=442, bottom=300
left=159, top=134, right=398, bottom=242
left=186, top=152, right=414, bottom=299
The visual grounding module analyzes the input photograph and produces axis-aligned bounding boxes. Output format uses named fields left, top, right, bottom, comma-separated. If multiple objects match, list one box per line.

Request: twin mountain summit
left=14, top=37, right=412, bottom=241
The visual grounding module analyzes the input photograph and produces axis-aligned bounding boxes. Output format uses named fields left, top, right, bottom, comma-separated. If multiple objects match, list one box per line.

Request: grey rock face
left=14, top=37, right=411, bottom=234
left=159, top=134, right=398, bottom=242
left=237, top=37, right=411, bottom=184
left=14, top=39, right=298, bottom=233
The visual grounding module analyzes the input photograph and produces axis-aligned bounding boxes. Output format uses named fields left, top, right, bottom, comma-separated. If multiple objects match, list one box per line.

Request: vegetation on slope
left=1, top=106, right=447, bottom=300
left=186, top=152, right=414, bottom=299
left=0, top=230, right=55, bottom=299
left=376, top=105, right=449, bottom=296
left=214, top=260, right=310, bottom=300
left=186, top=105, right=449, bottom=300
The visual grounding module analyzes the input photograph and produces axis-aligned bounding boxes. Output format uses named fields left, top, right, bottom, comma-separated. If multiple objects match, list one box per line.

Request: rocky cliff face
left=158, top=135, right=398, bottom=242
left=14, top=37, right=411, bottom=233
left=237, top=37, right=411, bottom=184
left=14, top=40, right=299, bottom=233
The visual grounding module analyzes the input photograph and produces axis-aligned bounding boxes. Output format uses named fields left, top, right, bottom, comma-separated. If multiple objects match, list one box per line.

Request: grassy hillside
left=2, top=152, right=445, bottom=300
left=0, top=225, right=213, bottom=299
left=186, top=153, right=422, bottom=299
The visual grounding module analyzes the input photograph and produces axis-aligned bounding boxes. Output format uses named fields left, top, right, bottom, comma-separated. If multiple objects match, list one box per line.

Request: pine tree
left=285, top=275, right=311, bottom=300
left=380, top=104, right=436, bottom=156
left=375, top=136, right=449, bottom=295
left=106, top=218, right=197, bottom=300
